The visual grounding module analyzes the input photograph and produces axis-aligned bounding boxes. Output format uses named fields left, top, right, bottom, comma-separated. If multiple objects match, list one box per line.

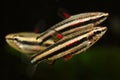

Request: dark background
left=2, top=0, right=120, bottom=80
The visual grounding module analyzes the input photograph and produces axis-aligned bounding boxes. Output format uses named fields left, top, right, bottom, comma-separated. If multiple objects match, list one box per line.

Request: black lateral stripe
left=58, top=16, right=105, bottom=33
left=48, top=41, right=89, bottom=60
left=14, top=39, right=40, bottom=45
left=31, top=36, right=88, bottom=64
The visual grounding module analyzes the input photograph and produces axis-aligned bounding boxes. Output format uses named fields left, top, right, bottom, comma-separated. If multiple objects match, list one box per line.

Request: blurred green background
left=2, top=0, right=120, bottom=80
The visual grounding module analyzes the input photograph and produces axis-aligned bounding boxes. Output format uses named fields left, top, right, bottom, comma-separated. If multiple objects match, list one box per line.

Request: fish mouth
left=5, top=33, right=18, bottom=50
left=5, top=33, right=15, bottom=40
left=5, top=33, right=16, bottom=47
left=6, top=38, right=19, bottom=52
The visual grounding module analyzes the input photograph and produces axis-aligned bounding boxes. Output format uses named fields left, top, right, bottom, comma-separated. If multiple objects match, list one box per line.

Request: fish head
left=5, top=32, right=55, bottom=55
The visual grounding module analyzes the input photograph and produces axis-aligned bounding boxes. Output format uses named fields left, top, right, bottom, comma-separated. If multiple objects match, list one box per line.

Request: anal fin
left=64, top=54, right=72, bottom=61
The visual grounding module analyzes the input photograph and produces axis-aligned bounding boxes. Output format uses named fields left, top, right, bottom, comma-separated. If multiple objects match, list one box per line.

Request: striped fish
left=5, top=12, right=109, bottom=64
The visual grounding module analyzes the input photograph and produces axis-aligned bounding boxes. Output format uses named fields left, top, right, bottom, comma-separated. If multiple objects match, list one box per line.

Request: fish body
left=5, top=12, right=109, bottom=64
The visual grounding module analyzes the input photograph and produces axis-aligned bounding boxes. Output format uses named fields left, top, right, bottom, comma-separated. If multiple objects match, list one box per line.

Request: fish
left=5, top=12, right=109, bottom=64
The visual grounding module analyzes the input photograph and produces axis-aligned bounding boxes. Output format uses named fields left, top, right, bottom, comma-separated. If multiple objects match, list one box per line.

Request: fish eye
left=14, top=38, right=18, bottom=41
left=94, top=31, right=101, bottom=34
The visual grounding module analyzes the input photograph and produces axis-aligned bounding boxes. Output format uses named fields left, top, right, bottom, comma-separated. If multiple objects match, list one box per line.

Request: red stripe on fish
left=66, top=40, right=79, bottom=47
